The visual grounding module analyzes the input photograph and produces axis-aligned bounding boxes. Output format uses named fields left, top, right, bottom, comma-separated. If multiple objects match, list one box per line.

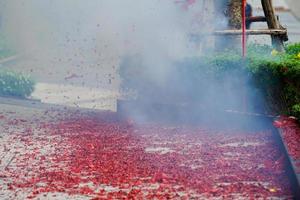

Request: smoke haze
left=0, top=0, right=263, bottom=127
left=0, top=0, right=211, bottom=71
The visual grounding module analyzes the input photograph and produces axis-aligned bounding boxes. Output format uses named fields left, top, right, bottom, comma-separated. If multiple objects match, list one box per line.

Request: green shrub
left=205, top=44, right=300, bottom=120
left=249, top=44, right=299, bottom=116
left=285, top=43, right=300, bottom=56
left=119, top=43, right=300, bottom=121
left=292, top=104, right=300, bottom=120
left=0, top=70, right=35, bottom=98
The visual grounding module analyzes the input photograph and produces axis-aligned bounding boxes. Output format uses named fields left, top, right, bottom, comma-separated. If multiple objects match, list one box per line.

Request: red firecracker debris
left=0, top=110, right=295, bottom=199
left=275, top=116, right=300, bottom=160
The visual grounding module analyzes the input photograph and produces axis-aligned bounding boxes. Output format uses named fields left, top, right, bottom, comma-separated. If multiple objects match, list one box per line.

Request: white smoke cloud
left=0, top=1, right=209, bottom=61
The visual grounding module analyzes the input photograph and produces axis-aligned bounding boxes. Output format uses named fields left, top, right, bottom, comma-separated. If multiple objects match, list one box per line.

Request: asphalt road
left=285, top=0, right=300, bottom=19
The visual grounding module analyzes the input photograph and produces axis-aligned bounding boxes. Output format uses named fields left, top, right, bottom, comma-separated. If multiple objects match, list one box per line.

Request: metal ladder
left=214, top=0, right=288, bottom=51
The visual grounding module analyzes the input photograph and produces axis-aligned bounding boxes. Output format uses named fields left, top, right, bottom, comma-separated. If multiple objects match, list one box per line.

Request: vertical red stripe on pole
left=242, top=0, right=247, bottom=57
left=242, top=0, right=247, bottom=112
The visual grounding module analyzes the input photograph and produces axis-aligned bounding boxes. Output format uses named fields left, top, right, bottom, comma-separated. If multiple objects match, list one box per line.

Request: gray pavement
left=248, top=0, right=288, bottom=9
left=1, top=54, right=120, bottom=111
left=248, top=0, right=300, bottom=45
left=0, top=103, right=93, bottom=199
left=286, top=0, right=300, bottom=19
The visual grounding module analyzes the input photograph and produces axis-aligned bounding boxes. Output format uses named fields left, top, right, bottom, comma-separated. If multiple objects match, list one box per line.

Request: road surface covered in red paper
left=0, top=105, right=295, bottom=199
left=274, top=116, right=300, bottom=182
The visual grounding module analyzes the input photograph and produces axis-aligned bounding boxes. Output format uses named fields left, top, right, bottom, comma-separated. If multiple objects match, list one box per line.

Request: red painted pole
left=242, top=0, right=247, bottom=112
left=242, top=0, right=247, bottom=57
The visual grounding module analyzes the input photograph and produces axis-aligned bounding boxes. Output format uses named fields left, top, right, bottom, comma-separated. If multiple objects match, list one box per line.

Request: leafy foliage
left=203, top=43, right=300, bottom=120
left=119, top=43, right=300, bottom=121
left=292, top=104, right=300, bottom=120
left=285, top=43, right=300, bottom=56
left=247, top=44, right=300, bottom=120
left=0, top=70, right=35, bottom=98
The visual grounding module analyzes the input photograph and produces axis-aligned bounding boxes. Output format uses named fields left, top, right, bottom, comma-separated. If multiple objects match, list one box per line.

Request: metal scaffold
left=214, top=0, right=288, bottom=52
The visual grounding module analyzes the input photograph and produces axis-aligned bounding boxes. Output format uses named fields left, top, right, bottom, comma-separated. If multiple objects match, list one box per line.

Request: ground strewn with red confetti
left=274, top=116, right=300, bottom=187
left=0, top=106, right=295, bottom=199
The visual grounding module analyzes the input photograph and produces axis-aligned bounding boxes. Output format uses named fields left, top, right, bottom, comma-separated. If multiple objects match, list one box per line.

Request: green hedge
left=119, top=43, right=300, bottom=121
left=0, top=70, right=35, bottom=98
left=206, top=43, right=300, bottom=120
left=255, top=44, right=298, bottom=119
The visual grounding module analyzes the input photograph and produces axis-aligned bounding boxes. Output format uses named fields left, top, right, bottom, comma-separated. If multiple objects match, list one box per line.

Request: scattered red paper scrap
left=64, top=73, right=83, bottom=80
left=276, top=116, right=300, bottom=160
left=0, top=111, right=295, bottom=199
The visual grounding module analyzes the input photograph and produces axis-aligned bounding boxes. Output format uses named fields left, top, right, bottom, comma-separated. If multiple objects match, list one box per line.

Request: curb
left=276, top=127, right=300, bottom=198
left=0, top=96, right=41, bottom=107
left=0, top=96, right=112, bottom=114
left=0, top=55, right=19, bottom=66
